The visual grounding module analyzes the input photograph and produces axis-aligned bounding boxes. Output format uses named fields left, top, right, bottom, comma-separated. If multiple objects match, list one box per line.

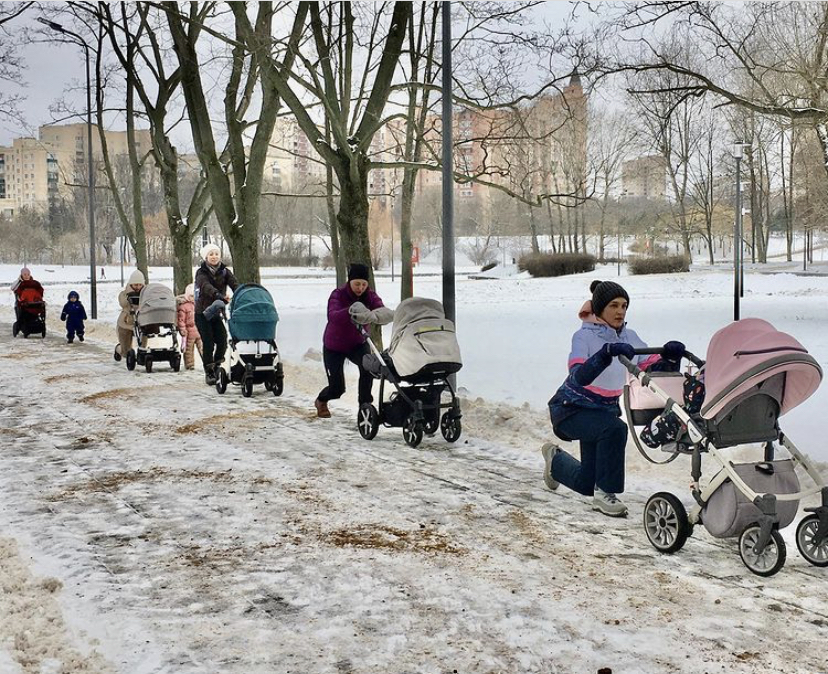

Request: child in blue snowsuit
left=543, top=280, right=685, bottom=517
left=61, top=290, right=87, bottom=344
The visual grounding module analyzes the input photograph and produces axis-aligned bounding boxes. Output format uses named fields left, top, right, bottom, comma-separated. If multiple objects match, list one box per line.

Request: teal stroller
left=216, top=284, right=284, bottom=397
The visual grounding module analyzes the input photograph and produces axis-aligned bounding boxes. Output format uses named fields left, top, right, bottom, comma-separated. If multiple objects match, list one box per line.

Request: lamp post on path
left=38, top=17, right=97, bottom=319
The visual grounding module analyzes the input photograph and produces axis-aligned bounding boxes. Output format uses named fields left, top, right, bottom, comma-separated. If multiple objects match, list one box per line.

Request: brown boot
left=315, top=398, right=331, bottom=418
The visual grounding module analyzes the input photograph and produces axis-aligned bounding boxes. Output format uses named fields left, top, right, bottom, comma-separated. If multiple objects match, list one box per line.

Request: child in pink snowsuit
left=176, top=283, right=203, bottom=370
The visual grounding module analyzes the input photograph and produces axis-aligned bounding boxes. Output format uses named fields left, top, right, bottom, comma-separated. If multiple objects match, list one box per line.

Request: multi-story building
left=0, top=137, right=61, bottom=215
left=621, top=154, right=668, bottom=200
left=0, top=123, right=152, bottom=217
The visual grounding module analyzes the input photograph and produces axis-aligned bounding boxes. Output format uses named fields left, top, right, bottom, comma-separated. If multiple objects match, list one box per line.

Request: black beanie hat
left=348, top=263, right=370, bottom=282
left=590, top=280, right=629, bottom=317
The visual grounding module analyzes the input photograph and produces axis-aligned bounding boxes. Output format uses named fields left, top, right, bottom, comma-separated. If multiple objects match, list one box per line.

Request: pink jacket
left=176, top=297, right=200, bottom=340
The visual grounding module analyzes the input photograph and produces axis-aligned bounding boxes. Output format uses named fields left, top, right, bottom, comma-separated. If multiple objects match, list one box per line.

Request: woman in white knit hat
left=194, top=243, right=238, bottom=385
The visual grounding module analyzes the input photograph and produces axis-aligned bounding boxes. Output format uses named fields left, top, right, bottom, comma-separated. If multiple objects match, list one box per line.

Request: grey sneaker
left=592, top=488, right=628, bottom=517
left=541, top=442, right=560, bottom=491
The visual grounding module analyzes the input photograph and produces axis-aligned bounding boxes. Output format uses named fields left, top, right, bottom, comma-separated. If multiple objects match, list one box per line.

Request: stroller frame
left=128, top=319, right=181, bottom=373
left=622, top=347, right=828, bottom=577
left=216, top=330, right=285, bottom=398
left=357, top=325, right=462, bottom=448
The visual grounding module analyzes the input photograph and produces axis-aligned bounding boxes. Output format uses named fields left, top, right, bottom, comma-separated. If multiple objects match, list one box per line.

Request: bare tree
left=0, top=2, right=33, bottom=119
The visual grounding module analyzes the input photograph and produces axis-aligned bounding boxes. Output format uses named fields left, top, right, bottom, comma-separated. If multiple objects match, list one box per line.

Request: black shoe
left=67, top=338, right=74, bottom=344
left=78, top=334, right=85, bottom=342
left=205, top=364, right=217, bottom=386
left=114, top=345, right=122, bottom=362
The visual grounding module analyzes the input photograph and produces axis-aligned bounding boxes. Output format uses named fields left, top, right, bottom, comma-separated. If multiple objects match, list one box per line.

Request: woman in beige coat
left=114, top=269, right=145, bottom=362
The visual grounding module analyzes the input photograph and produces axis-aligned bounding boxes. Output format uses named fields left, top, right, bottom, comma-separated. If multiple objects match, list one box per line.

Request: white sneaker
left=541, top=442, right=560, bottom=491
left=592, top=488, right=628, bottom=517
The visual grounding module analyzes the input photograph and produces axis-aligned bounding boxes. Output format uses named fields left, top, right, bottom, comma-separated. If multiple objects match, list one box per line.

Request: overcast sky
left=1, top=1, right=585, bottom=149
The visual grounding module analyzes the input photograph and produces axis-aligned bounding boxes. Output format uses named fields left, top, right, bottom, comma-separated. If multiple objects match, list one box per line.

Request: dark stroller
left=126, top=283, right=181, bottom=372
left=13, top=283, right=46, bottom=338
left=622, top=318, right=827, bottom=576
left=359, top=297, right=462, bottom=448
left=216, top=283, right=284, bottom=397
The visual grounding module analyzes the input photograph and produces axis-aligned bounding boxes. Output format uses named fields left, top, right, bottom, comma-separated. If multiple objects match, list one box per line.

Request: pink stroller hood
left=700, top=318, right=823, bottom=420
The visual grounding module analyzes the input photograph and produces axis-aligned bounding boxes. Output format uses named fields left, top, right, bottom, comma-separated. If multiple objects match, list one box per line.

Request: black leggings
left=318, top=344, right=374, bottom=405
left=195, top=313, right=227, bottom=370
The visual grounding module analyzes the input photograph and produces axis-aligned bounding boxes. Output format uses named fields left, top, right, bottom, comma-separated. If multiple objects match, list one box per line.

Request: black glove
left=60, top=313, right=67, bottom=322
left=604, top=342, right=636, bottom=359
left=662, top=341, right=686, bottom=362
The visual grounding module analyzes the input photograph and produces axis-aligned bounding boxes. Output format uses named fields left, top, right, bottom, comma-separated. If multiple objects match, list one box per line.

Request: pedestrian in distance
left=194, top=243, right=238, bottom=386
left=176, top=283, right=203, bottom=370
left=114, top=269, right=144, bottom=362
left=543, top=280, right=686, bottom=517
left=314, top=263, right=394, bottom=418
left=60, top=290, right=87, bottom=344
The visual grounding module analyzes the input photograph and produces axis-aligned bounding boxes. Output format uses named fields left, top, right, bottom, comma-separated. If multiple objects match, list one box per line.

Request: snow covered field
left=1, top=262, right=827, bottom=673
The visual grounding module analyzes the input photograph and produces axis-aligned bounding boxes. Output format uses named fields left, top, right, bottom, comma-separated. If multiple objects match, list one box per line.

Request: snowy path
left=1, top=325, right=827, bottom=673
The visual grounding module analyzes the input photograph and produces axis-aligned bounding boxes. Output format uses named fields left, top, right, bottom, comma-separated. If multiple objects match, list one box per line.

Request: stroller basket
left=703, top=460, right=800, bottom=538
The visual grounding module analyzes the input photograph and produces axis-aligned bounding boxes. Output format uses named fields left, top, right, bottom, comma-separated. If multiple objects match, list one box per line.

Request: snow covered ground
left=1, top=262, right=827, bottom=673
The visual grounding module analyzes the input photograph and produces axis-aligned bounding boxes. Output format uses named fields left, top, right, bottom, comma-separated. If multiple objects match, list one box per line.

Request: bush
left=518, top=252, right=596, bottom=278
left=480, top=261, right=498, bottom=272
left=259, top=253, right=319, bottom=267
left=628, top=255, right=690, bottom=275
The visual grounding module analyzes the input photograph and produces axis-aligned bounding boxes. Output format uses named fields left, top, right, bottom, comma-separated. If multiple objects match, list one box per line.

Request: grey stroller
left=622, top=318, right=827, bottom=576
left=359, top=297, right=463, bottom=448
left=127, top=283, right=181, bottom=373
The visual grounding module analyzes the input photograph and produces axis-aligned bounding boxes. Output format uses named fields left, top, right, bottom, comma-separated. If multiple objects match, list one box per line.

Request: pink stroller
left=622, top=318, right=827, bottom=576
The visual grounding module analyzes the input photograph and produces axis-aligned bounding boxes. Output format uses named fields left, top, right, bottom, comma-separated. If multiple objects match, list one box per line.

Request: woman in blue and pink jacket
left=542, top=280, right=685, bottom=517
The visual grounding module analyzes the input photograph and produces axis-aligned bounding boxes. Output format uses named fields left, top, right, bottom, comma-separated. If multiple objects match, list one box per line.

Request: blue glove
left=662, top=341, right=686, bottom=362
left=604, top=342, right=636, bottom=359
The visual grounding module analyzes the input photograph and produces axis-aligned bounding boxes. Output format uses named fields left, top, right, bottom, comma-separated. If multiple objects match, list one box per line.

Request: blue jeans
left=552, top=408, right=627, bottom=495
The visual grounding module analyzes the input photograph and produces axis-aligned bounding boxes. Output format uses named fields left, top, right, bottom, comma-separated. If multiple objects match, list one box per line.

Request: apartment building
left=621, top=154, right=668, bottom=200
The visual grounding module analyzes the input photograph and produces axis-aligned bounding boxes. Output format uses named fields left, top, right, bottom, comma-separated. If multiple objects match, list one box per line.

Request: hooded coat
left=61, top=293, right=87, bottom=332
left=117, top=270, right=145, bottom=330
left=323, top=283, right=386, bottom=353
left=176, top=292, right=199, bottom=340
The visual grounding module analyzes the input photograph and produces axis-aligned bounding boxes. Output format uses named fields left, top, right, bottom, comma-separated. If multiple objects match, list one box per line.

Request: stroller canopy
left=229, top=284, right=278, bottom=341
left=701, top=318, right=822, bottom=419
left=137, top=283, right=176, bottom=327
left=388, top=297, right=462, bottom=379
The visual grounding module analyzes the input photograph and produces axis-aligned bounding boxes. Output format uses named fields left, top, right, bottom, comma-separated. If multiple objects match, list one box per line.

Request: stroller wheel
left=264, top=380, right=274, bottom=391
left=126, top=349, right=137, bottom=371
left=12, top=322, right=19, bottom=337
left=643, top=492, right=690, bottom=554
left=440, top=412, right=462, bottom=443
left=216, top=368, right=229, bottom=394
left=172, top=354, right=181, bottom=372
left=271, top=377, right=284, bottom=397
left=357, top=403, right=379, bottom=440
left=402, top=416, right=424, bottom=448
left=242, top=377, right=254, bottom=397
left=145, top=355, right=154, bottom=373
left=796, top=514, right=828, bottom=567
left=41, top=328, right=47, bottom=338
left=739, top=525, right=786, bottom=577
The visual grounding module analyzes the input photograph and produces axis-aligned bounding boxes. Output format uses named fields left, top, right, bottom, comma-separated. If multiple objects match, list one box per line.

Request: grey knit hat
left=590, top=280, right=629, bottom=317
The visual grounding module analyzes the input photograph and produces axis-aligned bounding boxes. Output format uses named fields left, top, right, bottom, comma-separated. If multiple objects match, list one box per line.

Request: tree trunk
left=528, top=206, right=540, bottom=254
left=400, top=165, right=416, bottom=298
left=334, top=156, right=373, bottom=276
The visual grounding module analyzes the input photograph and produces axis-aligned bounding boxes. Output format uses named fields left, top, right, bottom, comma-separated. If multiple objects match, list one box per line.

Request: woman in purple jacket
left=314, top=264, right=394, bottom=418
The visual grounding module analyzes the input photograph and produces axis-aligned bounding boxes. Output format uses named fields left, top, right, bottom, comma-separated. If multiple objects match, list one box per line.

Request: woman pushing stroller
left=544, top=280, right=686, bottom=517
left=195, top=244, right=238, bottom=385
left=314, top=263, right=394, bottom=418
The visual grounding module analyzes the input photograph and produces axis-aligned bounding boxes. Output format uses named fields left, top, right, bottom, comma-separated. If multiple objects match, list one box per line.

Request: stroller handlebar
left=620, top=348, right=705, bottom=374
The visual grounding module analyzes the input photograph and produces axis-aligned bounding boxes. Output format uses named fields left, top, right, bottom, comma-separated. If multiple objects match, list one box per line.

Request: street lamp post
left=732, top=141, right=747, bottom=321
left=441, top=1, right=455, bottom=327
left=38, top=17, right=97, bottom=319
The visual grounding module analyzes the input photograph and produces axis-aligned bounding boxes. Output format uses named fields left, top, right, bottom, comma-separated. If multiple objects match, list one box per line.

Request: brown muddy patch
left=174, top=406, right=314, bottom=434
left=321, top=523, right=465, bottom=556
left=47, top=466, right=237, bottom=500
left=80, top=386, right=155, bottom=405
